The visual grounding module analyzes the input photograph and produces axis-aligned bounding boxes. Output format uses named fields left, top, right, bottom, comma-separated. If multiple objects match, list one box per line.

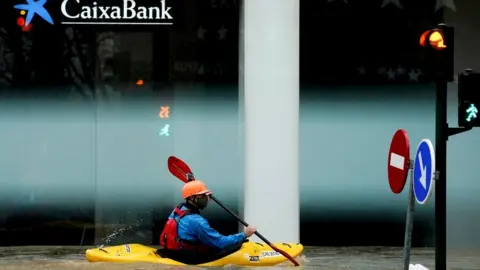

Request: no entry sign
left=388, top=129, right=410, bottom=194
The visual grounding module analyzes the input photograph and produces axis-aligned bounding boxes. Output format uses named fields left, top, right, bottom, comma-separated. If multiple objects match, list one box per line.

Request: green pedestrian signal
left=458, top=70, right=480, bottom=127
left=466, top=104, right=478, bottom=122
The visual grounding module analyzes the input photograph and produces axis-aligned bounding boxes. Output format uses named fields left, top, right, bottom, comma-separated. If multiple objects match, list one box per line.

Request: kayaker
left=158, top=180, right=257, bottom=264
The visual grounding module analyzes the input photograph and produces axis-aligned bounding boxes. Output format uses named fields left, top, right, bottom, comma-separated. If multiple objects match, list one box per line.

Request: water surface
left=1, top=246, right=480, bottom=269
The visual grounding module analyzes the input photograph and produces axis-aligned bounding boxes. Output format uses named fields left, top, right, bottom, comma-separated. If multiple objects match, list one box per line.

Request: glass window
left=0, top=0, right=240, bottom=245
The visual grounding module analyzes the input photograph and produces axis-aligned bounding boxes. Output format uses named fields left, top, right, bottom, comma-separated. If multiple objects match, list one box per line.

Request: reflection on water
left=0, top=246, right=480, bottom=269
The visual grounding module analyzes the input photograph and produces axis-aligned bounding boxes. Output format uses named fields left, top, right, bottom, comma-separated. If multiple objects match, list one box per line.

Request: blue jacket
left=168, top=205, right=246, bottom=250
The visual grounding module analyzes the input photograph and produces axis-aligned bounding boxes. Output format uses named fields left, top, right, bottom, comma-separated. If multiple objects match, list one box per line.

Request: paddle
left=167, top=156, right=300, bottom=267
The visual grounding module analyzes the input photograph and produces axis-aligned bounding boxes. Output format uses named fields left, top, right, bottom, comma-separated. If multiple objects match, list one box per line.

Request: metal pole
left=403, top=160, right=416, bottom=270
left=435, top=79, right=448, bottom=270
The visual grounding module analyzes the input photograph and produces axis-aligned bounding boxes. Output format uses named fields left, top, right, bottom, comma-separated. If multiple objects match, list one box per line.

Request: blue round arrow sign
left=413, top=139, right=435, bottom=204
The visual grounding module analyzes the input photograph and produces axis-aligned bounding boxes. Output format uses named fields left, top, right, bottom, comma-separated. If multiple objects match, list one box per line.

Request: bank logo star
left=14, top=0, right=54, bottom=26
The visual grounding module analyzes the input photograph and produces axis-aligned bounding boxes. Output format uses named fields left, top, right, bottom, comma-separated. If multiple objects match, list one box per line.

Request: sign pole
left=403, top=159, right=415, bottom=270
left=435, top=76, right=448, bottom=270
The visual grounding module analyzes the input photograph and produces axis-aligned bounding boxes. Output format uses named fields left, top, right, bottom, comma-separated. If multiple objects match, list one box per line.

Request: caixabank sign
left=14, top=0, right=174, bottom=26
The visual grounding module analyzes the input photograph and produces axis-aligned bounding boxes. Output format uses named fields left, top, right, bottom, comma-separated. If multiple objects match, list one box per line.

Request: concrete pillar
left=240, top=0, right=300, bottom=243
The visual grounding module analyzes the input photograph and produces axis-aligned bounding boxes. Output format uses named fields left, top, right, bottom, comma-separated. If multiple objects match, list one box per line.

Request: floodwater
left=1, top=246, right=480, bottom=270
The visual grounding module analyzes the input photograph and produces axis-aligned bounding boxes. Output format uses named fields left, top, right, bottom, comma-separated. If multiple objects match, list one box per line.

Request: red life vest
left=159, top=204, right=210, bottom=251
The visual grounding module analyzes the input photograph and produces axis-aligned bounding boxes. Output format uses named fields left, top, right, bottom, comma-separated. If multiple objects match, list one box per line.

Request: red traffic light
left=419, top=29, right=447, bottom=51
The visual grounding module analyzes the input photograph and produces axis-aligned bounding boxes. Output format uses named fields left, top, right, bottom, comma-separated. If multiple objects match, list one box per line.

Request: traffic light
left=458, top=70, right=480, bottom=127
left=419, top=24, right=454, bottom=82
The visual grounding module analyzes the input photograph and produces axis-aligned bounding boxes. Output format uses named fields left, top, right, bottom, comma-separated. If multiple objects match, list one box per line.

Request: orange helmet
left=182, top=180, right=211, bottom=199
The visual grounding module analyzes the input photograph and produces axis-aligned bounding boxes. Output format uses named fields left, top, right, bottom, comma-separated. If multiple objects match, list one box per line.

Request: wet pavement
left=0, top=245, right=480, bottom=269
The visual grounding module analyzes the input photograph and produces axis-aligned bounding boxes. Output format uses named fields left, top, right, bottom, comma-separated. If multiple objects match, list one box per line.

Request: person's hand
left=244, top=226, right=256, bottom=238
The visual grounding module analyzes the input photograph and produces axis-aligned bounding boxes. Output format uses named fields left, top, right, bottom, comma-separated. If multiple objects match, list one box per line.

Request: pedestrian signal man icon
left=159, top=124, right=170, bottom=137
left=466, top=104, right=478, bottom=122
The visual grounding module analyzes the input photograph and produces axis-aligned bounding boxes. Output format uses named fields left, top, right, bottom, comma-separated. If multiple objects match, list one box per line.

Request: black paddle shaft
left=209, top=195, right=272, bottom=245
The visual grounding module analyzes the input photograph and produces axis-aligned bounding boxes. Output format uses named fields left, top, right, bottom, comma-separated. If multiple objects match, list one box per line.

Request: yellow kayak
left=85, top=241, right=303, bottom=267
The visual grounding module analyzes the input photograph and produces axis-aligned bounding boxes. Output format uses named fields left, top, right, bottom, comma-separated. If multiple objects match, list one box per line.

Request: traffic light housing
left=458, top=70, right=480, bottom=127
left=419, top=24, right=454, bottom=82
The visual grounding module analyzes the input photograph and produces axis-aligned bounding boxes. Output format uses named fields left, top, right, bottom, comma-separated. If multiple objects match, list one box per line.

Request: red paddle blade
left=168, top=156, right=195, bottom=183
